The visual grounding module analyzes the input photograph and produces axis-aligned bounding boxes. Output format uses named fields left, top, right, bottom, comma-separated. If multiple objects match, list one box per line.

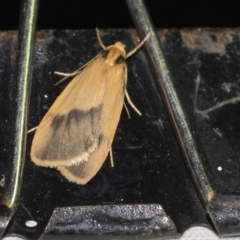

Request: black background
left=0, top=0, right=239, bottom=238
left=0, top=0, right=239, bottom=30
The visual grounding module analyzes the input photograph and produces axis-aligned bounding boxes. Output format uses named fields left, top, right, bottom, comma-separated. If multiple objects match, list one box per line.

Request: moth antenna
left=96, top=28, right=107, bottom=50
left=126, top=32, right=151, bottom=58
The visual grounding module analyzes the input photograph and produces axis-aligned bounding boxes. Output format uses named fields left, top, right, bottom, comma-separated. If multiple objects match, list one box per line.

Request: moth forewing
left=31, top=57, right=108, bottom=167
left=57, top=101, right=123, bottom=185
left=30, top=30, right=151, bottom=184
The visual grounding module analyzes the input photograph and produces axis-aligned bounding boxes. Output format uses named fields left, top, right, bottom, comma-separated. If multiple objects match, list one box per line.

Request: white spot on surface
left=3, top=237, right=26, bottom=240
left=25, top=220, right=37, bottom=228
left=212, top=128, right=223, bottom=138
left=181, top=226, right=240, bottom=240
left=221, top=82, right=233, bottom=92
left=0, top=175, right=5, bottom=187
left=217, top=166, right=222, bottom=171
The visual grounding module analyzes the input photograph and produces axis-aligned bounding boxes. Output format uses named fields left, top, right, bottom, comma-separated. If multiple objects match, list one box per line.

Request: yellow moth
left=30, top=29, right=151, bottom=185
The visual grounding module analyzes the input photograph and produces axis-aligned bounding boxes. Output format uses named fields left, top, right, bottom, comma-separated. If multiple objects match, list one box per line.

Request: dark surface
left=1, top=1, right=240, bottom=239
left=43, top=205, right=178, bottom=239
left=208, top=195, right=240, bottom=237
left=158, top=28, right=240, bottom=237
left=159, top=28, right=240, bottom=195
left=0, top=29, right=208, bottom=239
left=0, top=32, right=17, bottom=197
left=0, top=1, right=240, bottom=30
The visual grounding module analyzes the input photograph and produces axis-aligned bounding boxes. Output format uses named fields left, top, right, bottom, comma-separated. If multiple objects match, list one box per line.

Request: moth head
left=102, top=42, right=126, bottom=66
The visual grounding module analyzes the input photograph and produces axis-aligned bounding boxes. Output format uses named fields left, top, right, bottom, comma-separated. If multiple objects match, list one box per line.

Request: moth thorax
left=105, top=43, right=126, bottom=66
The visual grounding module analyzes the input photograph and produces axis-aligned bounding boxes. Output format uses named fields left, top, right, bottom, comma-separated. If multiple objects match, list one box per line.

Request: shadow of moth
left=30, top=29, right=151, bottom=185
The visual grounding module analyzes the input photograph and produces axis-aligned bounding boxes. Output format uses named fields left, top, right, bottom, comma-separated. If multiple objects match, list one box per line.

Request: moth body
left=30, top=30, right=150, bottom=184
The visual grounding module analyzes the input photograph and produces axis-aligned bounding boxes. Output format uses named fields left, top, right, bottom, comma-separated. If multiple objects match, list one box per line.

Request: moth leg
left=54, top=56, right=99, bottom=85
left=54, top=72, right=78, bottom=86
left=27, top=126, right=38, bottom=133
left=125, top=89, right=142, bottom=116
left=124, top=64, right=141, bottom=116
left=54, top=62, right=93, bottom=77
left=54, top=71, right=77, bottom=77
left=110, top=147, right=114, bottom=167
left=124, top=102, right=131, bottom=119
left=54, top=70, right=83, bottom=85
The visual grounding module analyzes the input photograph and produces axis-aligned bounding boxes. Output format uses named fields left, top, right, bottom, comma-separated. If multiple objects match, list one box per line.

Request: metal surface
left=0, top=29, right=208, bottom=239
left=43, top=204, right=178, bottom=239
left=0, top=0, right=38, bottom=237
left=207, top=195, right=240, bottom=237
left=1, top=0, right=239, bottom=238
left=126, top=0, right=216, bottom=205
left=158, top=27, right=240, bottom=236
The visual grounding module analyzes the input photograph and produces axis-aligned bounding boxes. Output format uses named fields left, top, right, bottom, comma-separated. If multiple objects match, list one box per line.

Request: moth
left=30, top=29, right=151, bottom=184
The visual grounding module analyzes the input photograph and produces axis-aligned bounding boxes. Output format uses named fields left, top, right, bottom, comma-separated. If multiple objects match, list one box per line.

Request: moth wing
left=57, top=63, right=127, bottom=184
left=31, top=56, right=111, bottom=167
left=57, top=137, right=110, bottom=185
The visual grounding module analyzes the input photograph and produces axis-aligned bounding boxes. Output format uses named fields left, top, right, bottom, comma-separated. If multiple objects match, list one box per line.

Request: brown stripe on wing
left=33, top=105, right=102, bottom=164
left=57, top=134, right=110, bottom=185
